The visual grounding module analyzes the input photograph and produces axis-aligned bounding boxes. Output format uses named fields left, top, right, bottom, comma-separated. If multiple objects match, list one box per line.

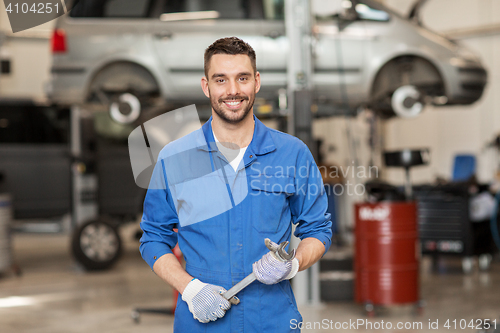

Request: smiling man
left=202, top=50, right=257, bottom=124
left=140, top=37, right=332, bottom=332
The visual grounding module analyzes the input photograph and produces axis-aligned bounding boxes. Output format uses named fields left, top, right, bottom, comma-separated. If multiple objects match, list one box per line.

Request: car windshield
left=371, top=0, right=458, bottom=42
left=355, top=2, right=390, bottom=21
left=313, top=0, right=390, bottom=22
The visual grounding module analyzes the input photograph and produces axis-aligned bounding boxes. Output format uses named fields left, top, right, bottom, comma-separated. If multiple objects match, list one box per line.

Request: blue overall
left=140, top=115, right=332, bottom=332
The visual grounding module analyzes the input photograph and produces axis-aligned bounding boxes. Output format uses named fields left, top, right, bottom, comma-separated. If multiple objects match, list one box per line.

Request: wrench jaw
left=265, top=238, right=296, bottom=261
left=264, top=238, right=281, bottom=252
left=277, top=248, right=296, bottom=261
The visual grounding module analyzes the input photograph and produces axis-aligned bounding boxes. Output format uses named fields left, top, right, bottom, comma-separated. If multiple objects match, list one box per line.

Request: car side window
left=105, top=0, right=152, bottom=17
left=70, top=0, right=154, bottom=18
left=262, top=0, right=284, bottom=20
left=160, top=0, right=266, bottom=20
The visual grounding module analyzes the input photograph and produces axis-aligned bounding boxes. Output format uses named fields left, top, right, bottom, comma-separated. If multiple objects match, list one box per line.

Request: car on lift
left=47, top=0, right=487, bottom=123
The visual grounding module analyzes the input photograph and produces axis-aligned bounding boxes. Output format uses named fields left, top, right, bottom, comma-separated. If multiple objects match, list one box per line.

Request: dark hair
left=204, top=37, right=256, bottom=78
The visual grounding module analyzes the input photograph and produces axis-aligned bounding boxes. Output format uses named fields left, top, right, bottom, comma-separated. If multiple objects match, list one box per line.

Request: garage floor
left=0, top=224, right=499, bottom=333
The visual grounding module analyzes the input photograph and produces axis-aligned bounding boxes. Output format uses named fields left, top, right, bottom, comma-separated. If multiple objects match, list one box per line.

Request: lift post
left=70, top=105, right=98, bottom=229
left=285, top=0, right=321, bottom=306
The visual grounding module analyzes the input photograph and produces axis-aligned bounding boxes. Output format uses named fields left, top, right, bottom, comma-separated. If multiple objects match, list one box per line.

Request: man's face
left=201, top=54, right=261, bottom=124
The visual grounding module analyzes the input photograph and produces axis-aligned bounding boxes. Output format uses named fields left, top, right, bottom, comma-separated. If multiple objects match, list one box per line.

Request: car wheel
left=87, top=62, right=163, bottom=123
left=109, top=92, right=142, bottom=124
left=370, top=56, right=444, bottom=118
left=391, top=85, right=424, bottom=118
left=71, top=219, right=122, bottom=270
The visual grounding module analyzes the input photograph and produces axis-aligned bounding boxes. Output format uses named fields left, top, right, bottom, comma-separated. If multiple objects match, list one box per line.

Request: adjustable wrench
left=222, top=238, right=295, bottom=305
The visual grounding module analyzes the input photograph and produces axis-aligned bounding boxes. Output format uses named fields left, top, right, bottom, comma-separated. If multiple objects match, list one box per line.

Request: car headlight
left=453, top=45, right=481, bottom=66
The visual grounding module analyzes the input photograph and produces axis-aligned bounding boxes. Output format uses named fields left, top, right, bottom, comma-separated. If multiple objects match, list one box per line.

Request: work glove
left=181, top=278, right=231, bottom=323
left=252, top=240, right=300, bottom=285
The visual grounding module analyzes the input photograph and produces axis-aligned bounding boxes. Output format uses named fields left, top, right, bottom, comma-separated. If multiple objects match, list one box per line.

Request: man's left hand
left=252, top=240, right=299, bottom=285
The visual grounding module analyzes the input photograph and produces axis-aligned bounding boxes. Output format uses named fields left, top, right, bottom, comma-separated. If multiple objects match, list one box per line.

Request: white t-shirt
left=212, top=124, right=248, bottom=172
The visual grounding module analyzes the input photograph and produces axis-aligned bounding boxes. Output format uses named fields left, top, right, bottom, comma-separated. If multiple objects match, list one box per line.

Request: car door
left=151, top=0, right=279, bottom=102
left=312, top=0, right=368, bottom=107
left=313, top=0, right=393, bottom=107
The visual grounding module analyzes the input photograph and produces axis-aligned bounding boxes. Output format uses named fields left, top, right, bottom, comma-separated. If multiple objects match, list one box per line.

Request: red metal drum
left=355, top=202, right=419, bottom=305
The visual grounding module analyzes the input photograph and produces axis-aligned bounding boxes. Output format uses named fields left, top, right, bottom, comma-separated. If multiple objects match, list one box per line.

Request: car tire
left=71, top=219, right=122, bottom=270
left=370, top=56, right=444, bottom=118
left=87, top=61, right=163, bottom=122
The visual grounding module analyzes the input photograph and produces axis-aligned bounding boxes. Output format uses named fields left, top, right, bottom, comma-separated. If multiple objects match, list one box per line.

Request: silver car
left=48, top=0, right=487, bottom=121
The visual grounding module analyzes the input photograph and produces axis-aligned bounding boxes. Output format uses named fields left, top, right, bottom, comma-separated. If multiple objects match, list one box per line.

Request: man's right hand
left=181, top=278, right=231, bottom=323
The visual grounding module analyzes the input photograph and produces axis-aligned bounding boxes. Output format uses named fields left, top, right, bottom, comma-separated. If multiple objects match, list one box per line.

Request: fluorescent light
left=160, top=11, right=220, bottom=22
left=0, top=296, right=36, bottom=308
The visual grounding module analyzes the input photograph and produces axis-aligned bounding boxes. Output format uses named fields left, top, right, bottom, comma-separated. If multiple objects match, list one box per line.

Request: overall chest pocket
left=249, top=175, right=296, bottom=233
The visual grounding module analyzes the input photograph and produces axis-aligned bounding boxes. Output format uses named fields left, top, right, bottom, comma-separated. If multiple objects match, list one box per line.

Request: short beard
left=209, top=92, right=255, bottom=125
